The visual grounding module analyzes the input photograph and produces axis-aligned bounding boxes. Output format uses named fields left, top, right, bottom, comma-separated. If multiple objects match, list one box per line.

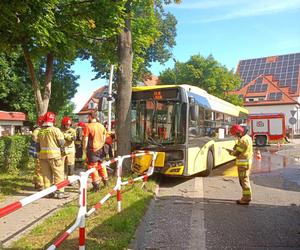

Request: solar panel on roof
left=239, top=53, right=300, bottom=93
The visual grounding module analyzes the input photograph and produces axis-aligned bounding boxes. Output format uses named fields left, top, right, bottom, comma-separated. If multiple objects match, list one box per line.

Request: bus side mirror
left=189, top=97, right=199, bottom=121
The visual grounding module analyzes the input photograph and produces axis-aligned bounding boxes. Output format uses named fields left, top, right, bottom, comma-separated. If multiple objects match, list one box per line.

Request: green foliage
left=0, top=135, right=32, bottom=173
left=0, top=0, right=125, bottom=114
left=90, top=0, right=178, bottom=83
left=0, top=52, right=79, bottom=123
left=0, top=52, right=37, bottom=121
left=159, top=54, right=243, bottom=105
left=0, top=0, right=124, bottom=60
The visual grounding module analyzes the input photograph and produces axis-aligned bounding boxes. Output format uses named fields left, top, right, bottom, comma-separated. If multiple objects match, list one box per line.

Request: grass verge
left=10, top=176, right=157, bottom=249
left=0, top=166, right=34, bottom=201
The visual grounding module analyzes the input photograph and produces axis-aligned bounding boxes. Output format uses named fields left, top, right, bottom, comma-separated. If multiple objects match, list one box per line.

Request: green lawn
left=10, top=176, right=157, bottom=249
left=0, top=167, right=34, bottom=201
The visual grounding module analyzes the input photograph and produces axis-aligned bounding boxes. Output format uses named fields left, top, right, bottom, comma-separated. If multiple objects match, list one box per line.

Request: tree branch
left=21, top=44, right=44, bottom=115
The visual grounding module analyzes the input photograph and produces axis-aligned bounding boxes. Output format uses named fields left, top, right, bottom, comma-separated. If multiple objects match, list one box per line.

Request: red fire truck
left=248, top=113, right=286, bottom=146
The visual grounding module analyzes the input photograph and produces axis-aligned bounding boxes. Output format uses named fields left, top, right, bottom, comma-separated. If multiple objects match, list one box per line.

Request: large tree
left=0, top=0, right=123, bottom=115
left=159, top=54, right=243, bottom=105
left=89, top=0, right=180, bottom=159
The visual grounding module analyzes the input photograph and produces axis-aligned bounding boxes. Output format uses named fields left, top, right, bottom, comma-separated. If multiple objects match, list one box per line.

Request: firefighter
left=228, top=124, right=253, bottom=205
left=83, top=110, right=109, bottom=191
left=61, top=116, right=76, bottom=179
left=29, top=115, right=44, bottom=190
left=75, top=121, right=85, bottom=169
left=37, top=112, right=68, bottom=199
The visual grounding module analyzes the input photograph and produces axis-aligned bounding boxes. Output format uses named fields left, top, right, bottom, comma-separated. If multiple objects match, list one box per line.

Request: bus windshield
left=131, top=100, right=186, bottom=145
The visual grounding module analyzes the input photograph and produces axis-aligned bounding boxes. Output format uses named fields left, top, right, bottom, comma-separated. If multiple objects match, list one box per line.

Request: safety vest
left=234, top=134, right=253, bottom=166
left=37, top=126, right=64, bottom=159
left=61, top=127, right=76, bottom=154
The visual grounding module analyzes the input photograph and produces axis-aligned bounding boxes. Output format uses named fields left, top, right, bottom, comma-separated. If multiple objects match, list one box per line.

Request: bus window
left=215, top=112, right=224, bottom=127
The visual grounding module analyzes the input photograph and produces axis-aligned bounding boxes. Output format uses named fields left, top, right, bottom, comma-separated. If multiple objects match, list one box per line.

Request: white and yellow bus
left=131, top=84, right=248, bottom=177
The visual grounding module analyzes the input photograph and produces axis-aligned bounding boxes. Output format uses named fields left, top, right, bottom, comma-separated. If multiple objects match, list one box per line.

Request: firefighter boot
left=92, top=182, right=100, bottom=192
left=236, top=199, right=250, bottom=205
left=102, top=178, right=109, bottom=187
left=55, top=191, right=70, bottom=199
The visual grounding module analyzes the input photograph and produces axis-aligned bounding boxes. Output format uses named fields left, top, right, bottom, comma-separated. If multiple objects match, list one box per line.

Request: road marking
left=190, top=177, right=206, bottom=250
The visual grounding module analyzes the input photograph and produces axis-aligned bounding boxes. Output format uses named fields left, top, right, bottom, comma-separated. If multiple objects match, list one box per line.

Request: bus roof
left=132, top=84, right=248, bottom=117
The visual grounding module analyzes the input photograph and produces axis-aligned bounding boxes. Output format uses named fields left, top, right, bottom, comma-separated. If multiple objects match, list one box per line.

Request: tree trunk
left=42, top=53, right=54, bottom=114
left=116, top=16, right=133, bottom=168
left=22, top=45, right=44, bottom=116
left=22, top=45, right=53, bottom=116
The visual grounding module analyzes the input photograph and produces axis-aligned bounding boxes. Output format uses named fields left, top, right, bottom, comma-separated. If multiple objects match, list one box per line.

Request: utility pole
left=107, top=65, right=114, bottom=132
left=173, top=58, right=177, bottom=84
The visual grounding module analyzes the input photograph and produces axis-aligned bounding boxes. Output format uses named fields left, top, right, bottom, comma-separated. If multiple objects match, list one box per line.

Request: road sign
left=290, top=110, right=296, bottom=117
left=289, top=117, right=297, bottom=125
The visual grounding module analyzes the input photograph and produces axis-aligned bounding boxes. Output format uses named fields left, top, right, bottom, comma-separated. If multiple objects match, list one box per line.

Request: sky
left=71, top=0, right=300, bottom=112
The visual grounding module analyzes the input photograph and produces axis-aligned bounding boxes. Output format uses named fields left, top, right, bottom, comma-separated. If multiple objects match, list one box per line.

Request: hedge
left=0, top=135, right=32, bottom=173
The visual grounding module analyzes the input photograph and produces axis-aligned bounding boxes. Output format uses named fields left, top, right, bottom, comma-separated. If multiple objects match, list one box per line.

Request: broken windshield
left=131, top=100, right=186, bottom=145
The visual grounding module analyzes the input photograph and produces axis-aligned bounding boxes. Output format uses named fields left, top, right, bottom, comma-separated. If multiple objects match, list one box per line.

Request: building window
left=89, top=102, right=94, bottom=109
left=268, top=92, right=282, bottom=101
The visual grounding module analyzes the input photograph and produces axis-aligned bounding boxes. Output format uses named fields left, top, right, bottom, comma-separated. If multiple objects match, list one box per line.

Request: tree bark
left=42, top=53, right=54, bottom=115
left=22, top=45, right=54, bottom=116
left=22, top=45, right=44, bottom=115
left=116, top=15, right=133, bottom=168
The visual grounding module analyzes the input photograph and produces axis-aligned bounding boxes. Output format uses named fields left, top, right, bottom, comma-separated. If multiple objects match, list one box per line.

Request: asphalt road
left=130, top=145, right=300, bottom=250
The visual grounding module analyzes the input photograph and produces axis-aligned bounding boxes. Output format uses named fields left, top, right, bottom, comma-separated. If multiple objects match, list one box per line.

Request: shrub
left=0, top=135, right=32, bottom=173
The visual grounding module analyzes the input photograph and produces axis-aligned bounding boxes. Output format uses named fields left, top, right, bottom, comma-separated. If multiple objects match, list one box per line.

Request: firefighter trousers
left=40, top=157, right=65, bottom=192
left=237, top=165, right=252, bottom=201
left=33, top=158, right=44, bottom=187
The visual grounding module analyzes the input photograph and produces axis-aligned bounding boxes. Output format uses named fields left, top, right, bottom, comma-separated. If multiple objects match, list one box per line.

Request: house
left=76, top=75, right=160, bottom=123
left=0, top=111, right=28, bottom=136
left=76, top=86, right=105, bottom=122
left=231, top=52, right=300, bottom=133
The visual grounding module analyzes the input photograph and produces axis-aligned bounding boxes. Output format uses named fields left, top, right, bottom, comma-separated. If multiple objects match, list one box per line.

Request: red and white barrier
left=0, top=151, right=157, bottom=250
left=0, top=175, right=80, bottom=218
left=48, top=171, right=89, bottom=250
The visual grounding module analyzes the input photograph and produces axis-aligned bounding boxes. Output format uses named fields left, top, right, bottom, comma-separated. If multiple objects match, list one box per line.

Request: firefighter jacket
left=29, top=127, right=40, bottom=158
left=83, top=122, right=107, bottom=152
left=37, top=126, right=65, bottom=159
left=61, top=127, right=76, bottom=155
left=231, top=134, right=253, bottom=166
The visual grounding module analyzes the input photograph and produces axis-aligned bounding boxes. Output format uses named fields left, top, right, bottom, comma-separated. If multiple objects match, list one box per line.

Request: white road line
left=190, top=177, right=206, bottom=250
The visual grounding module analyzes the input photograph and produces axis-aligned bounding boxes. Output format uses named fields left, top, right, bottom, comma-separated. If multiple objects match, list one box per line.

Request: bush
left=0, top=135, right=32, bottom=173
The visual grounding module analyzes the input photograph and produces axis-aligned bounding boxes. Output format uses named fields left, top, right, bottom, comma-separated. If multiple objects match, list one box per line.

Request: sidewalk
left=0, top=184, right=79, bottom=248
left=0, top=166, right=90, bottom=248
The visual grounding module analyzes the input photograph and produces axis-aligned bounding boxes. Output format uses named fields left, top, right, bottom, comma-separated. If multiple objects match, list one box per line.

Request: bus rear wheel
left=201, top=150, right=214, bottom=177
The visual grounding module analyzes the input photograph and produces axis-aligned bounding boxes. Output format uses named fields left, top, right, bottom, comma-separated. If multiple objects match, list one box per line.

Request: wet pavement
left=131, top=144, right=300, bottom=249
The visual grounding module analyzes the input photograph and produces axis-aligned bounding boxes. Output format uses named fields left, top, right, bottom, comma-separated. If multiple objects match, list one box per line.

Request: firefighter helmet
left=43, top=112, right=56, bottom=126
left=61, top=116, right=72, bottom=126
left=78, top=121, right=85, bottom=128
left=37, top=116, right=44, bottom=127
left=230, top=124, right=244, bottom=136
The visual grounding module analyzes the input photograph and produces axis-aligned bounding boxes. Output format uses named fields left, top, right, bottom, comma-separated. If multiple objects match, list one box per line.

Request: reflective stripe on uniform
left=243, top=189, right=251, bottom=195
left=236, top=159, right=249, bottom=166
left=40, top=147, right=61, bottom=154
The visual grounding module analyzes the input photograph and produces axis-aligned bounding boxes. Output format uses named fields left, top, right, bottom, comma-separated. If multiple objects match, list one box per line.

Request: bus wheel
left=201, top=150, right=214, bottom=177
left=255, top=136, right=267, bottom=147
